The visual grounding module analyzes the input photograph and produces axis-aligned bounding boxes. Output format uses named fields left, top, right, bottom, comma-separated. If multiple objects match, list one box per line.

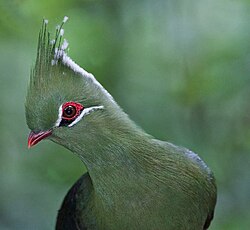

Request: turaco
left=25, top=17, right=217, bottom=230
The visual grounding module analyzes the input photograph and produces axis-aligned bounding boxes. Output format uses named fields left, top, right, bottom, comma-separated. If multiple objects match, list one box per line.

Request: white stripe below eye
left=68, top=105, right=104, bottom=127
left=55, top=105, right=63, bottom=127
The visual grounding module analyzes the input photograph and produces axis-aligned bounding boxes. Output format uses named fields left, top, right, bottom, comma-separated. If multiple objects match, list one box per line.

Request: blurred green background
left=1, top=0, right=250, bottom=229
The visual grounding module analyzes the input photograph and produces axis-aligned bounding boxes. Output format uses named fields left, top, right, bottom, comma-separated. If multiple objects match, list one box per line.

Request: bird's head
left=25, top=17, right=117, bottom=151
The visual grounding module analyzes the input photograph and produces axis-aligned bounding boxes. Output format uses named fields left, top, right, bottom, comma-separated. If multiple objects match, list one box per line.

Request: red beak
left=28, top=130, right=52, bottom=148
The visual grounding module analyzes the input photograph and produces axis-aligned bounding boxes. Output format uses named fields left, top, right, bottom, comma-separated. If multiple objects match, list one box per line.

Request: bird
left=25, top=17, right=217, bottom=230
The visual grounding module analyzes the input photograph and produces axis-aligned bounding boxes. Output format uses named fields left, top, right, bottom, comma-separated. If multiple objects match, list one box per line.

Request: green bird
left=25, top=18, right=217, bottom=230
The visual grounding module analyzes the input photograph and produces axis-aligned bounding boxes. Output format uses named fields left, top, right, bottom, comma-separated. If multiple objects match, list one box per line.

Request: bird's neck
left=73, top=112, right=153, bottom=206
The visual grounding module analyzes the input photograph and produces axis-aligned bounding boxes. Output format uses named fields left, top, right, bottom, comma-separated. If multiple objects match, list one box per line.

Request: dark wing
left=203, top=210, right=215, bottom=230
left=56, top=173, right=91, bottom=230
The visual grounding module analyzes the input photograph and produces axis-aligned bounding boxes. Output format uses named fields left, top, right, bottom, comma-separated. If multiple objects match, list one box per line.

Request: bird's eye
left=63, top=105, right=76, bottom=119
left=56, top=101, right=103, bottom=128
left=61, top=102, right=84, bottom=121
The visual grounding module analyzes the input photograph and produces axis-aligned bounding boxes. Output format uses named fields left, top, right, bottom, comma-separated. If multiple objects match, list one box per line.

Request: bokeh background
left=1, top=0, right=250, bottom=229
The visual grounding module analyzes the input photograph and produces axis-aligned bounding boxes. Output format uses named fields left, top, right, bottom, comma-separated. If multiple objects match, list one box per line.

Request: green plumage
left=25, top=18, right=216, bottom=230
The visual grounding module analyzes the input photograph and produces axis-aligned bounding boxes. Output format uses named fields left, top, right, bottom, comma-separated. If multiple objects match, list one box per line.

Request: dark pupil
left=64, top=106, right=76, bottom=118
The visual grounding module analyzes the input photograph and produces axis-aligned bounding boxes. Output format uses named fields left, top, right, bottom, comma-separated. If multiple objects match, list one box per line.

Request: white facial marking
left=55, top=104, right=63, bottom=127
left=54, top=105, right=104, bottom=128
left=68, top=105, right=104, bottom=127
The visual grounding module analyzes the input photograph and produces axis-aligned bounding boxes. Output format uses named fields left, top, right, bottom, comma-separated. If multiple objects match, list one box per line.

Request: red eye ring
left=62, top=102, right=84, bottom=120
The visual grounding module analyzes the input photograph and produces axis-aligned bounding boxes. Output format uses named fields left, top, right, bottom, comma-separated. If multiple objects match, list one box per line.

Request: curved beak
left=28, top=130, right=52, bottom=148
